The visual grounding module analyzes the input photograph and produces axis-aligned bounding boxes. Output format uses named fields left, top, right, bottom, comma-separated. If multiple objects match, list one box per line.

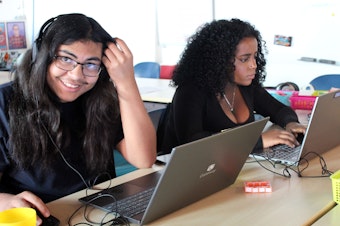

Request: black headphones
left=32, top=16, right=58, bottom=62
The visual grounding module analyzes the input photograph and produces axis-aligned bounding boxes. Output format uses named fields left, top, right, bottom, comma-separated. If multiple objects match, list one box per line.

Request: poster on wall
left=6, top=21, right=27, bottom=50
left=0, top=22, right=7, bottom=51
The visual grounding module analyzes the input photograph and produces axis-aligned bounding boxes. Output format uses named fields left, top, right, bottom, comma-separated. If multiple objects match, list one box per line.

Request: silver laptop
left=253, top=91, right=340, bottom=166
left=79, top=117, right=269, bottom=225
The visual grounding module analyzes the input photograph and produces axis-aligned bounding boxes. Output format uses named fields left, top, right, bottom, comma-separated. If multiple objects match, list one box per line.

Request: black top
left=160, top=83, right=299, bottom=154
left=0, top=82, right=124, bottom=202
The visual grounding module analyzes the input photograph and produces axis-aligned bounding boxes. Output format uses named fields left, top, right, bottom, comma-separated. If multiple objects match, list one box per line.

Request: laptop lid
left=141, top=117, right=269, bottom=224
left=79, top=117, right=269, bottom=225
left=297, top=90, right=340, bottom=162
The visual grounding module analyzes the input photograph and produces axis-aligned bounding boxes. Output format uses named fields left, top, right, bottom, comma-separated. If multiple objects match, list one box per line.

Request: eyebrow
left=57, top=50, right=101, bottom=62
left=237, top=53, right=252, bottom=57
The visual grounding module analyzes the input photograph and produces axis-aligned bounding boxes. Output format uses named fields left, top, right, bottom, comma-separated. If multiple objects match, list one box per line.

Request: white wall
left=156, top=0, right=213, bottom=64
left=214, top=0, right=340, bottom=88
left=157, top=0, right=340, bottom=88
left=32, top=0, right=157, bottom=65
left=0, top=0, right=158, bottom=65
left=1, top=0, right=340, bottom=88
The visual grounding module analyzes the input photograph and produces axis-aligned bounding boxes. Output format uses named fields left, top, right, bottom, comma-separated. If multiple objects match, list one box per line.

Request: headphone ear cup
left=31, top=16, right=57, bottom=63
left=31, top=41, right=38, bottom=63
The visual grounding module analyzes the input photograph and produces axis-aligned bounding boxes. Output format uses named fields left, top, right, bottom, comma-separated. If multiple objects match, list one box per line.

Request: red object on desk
left=244, top=181, right=272, bottom=193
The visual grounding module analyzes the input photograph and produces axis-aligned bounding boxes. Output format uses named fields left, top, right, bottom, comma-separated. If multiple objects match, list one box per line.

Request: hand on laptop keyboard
left=262, top=128, right=301, bottom=149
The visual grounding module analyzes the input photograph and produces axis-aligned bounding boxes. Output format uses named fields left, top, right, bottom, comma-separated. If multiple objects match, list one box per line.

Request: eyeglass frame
left=53, top=55, right=102, bottom=77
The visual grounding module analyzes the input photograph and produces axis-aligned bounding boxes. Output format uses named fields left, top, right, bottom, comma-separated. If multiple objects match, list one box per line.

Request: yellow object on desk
left=0, top=207, right=36, bottom=226
left=330, top=170, right=340, bottom=204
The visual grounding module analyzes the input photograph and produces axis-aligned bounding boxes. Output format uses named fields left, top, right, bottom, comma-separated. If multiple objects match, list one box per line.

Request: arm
left=252, top=86, right=306, bottom=148
left=102, top=38, right=156, bottom=168
left=253, top=86, right=299, bottom=127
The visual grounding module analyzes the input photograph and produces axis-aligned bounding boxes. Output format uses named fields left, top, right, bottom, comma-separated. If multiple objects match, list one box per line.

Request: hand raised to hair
left=102, top=38, right=135, bottom=87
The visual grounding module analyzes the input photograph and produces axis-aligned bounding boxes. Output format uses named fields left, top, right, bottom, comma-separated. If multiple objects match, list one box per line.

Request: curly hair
left=172, top=18, right=267, bottom=95
left=9, top=13, right=120, bottom=174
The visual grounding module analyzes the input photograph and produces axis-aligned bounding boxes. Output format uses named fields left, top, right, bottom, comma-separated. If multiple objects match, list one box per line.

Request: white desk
left=136, top=77, right=175, bottom=112
left=0, top=71, right=11, bottom=84
left=136, top=77, right=175, bottom=104
left=314, top=203, right=340, bottom=225
left=47, top=145, right=340, bottom=225
left=46, top=168, right=161, bottom=225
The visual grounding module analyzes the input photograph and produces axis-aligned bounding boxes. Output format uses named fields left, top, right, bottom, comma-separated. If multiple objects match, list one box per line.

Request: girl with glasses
left=0, top=13, right=156, bottom=224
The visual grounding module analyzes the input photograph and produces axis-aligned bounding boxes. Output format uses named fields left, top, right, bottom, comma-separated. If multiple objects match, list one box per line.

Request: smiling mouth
left=61, top=80, right=81, bottom=88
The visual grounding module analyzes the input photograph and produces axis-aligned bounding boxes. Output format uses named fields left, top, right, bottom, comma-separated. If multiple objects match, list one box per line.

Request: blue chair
left=113, top=107, right=167, bottom=176
left=114, top=150, right=137, bottom=177
left=134, top=62, right=160, bottom=78
left=309, top=74, right=340, bottom=90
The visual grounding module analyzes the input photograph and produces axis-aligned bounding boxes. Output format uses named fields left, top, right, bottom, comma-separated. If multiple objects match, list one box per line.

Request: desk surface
left=0, top=71, right=11, bottom=84
left=136, top=78, right=175, bottom=103
left=314, top=203, right=340, bottom=225
left=47, top=145, right=340, bottom=226
left=46, top=167, right=160, bottom=225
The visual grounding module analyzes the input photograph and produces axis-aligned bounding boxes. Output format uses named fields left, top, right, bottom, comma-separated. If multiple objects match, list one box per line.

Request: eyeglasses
left=53, top=56, right=102, bottom=77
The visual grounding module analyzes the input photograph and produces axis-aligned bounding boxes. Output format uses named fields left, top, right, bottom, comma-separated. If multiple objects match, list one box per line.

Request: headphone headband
left=35, top=16, right=58, bottom=49
left=32, top=16, right=58, bottom=62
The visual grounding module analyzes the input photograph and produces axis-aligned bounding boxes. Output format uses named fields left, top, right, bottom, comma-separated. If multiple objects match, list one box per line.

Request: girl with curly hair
left=0, top=13, right=156, bottom=222
left=159, top=18, right=306, bottom=155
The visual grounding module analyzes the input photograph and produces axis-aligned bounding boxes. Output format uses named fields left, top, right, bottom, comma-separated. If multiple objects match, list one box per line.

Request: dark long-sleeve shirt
left=0, top=82, right=123, bottom=202
left=159, top=83, right=299, bottom=155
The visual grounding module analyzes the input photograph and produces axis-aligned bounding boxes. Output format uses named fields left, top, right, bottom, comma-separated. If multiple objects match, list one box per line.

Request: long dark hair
left=172, top=18, right=267, bottom=95
left=9, top=13, right=120, bottom=173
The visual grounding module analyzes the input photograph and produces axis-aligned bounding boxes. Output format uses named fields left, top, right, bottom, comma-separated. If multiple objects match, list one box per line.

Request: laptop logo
left=200, top=163, right=216, bottom=178
left=207, top=163, right=215, bottom=171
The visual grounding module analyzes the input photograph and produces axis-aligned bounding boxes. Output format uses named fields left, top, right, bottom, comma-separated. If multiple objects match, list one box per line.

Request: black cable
left=40, top=118, right=129, bottom=225
left=251, top=151, right=334, bottom=178
left=297, top=152, right=334, bottom=177
left=251, top=154, right=293, bottom=178
left=40, top=119, right=91, bottom=189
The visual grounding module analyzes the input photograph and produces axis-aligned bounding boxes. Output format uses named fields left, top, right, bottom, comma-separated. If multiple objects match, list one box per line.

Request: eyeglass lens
left=55, top=56, right=101, bottom=77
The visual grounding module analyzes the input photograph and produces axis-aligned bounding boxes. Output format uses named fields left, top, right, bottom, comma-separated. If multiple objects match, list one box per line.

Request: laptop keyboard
left=103, top=187, right=155, bottom=217
left=256, top=144, right=301, bottom=163
left=271, top=144, right=300, bottom=161
left=255, top=133, right=304, bottom=163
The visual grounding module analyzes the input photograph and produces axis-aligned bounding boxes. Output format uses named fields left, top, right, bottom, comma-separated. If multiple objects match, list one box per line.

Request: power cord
left=296, top=152, right=333, bottom=177
left=251, top=151, right=333, bottom=178
left=251, top=154, right=293, bottom=178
